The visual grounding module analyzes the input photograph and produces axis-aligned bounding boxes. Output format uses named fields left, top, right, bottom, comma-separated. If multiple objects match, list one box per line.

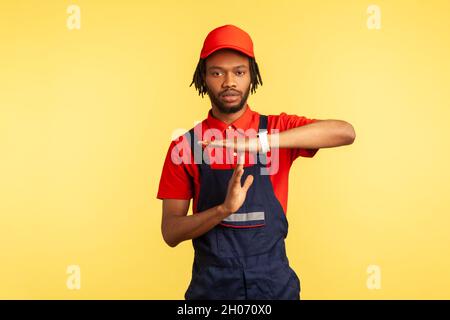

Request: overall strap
left=258, top=114, right=268, bottom=131
left=187, top=126, right=205, bottom=165
left=257, top=114, right=269, bottom=169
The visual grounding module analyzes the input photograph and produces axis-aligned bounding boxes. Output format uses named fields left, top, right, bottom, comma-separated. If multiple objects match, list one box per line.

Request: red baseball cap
left=200, top=24, right=255, bottom=59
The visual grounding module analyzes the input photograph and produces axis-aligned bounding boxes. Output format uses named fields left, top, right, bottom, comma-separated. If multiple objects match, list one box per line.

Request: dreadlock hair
left=189, top=56, right=263, bottom=98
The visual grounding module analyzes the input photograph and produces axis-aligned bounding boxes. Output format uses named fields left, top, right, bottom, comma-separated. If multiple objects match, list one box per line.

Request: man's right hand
left=161, top=155, right=254, bottom=247
left=220, top=154, right=254, bottom=216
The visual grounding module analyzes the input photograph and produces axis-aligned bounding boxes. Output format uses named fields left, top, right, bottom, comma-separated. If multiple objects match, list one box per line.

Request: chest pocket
left=217, top=204, right=269, bottom=257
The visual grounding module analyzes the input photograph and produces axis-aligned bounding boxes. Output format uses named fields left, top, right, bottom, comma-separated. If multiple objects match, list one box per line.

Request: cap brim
left=201, top=45, right=254, bottom=59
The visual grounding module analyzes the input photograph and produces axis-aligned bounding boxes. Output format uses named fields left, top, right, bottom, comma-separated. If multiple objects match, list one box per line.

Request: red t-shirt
left=156, top=105, right=319, bottom=215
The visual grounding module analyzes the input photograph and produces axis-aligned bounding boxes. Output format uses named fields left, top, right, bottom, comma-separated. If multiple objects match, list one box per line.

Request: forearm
left=163, top=204, right=230, bottom=247
left=200, top=119, right=355, bottom=152
left=268, top=120, right=356, bottom=149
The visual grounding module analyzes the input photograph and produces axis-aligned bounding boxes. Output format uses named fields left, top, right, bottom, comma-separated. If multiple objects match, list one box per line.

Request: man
left=157, top=24, right=356, bottom=300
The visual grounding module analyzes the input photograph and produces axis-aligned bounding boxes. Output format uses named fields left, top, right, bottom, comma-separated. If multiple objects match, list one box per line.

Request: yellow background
left=1, top=0, right=450, bottom=299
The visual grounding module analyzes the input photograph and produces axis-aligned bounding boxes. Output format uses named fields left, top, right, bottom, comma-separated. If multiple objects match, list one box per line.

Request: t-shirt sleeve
left=156, top=138, right=193, bottom=200
left=277, top=112, right=320, bottom=162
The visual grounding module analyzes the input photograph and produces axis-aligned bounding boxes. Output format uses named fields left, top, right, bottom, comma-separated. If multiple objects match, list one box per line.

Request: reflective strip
left=222, top=211, right=265, bottom=222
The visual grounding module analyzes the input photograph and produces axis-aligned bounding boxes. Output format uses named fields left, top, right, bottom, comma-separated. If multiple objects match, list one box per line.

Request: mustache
left=220, top=90, right=241, bottom=97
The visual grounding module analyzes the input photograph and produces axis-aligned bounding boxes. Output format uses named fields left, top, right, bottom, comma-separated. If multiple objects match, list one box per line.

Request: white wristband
left=258, top=130, right=270, bottom=153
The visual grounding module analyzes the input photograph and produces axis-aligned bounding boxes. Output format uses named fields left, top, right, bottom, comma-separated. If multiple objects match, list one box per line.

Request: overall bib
left=185, top=115, right=301, bottom=300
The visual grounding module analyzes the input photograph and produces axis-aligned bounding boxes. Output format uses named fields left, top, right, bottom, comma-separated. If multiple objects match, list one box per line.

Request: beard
left=206, top=85, right=251, bottom=114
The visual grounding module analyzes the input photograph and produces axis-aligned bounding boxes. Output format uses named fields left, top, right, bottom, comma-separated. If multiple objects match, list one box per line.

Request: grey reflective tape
left=222, top=211, right=265, bottom=222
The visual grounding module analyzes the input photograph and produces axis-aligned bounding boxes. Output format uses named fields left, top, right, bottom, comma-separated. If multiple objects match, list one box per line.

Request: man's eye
left=236, top=71, right=245, bottom=76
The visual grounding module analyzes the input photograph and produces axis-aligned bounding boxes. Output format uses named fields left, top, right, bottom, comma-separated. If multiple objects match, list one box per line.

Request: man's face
left=204, top=49, right=251, bottom=114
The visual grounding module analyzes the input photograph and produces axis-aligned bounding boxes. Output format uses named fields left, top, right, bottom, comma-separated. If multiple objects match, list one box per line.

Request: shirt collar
left=205, top=104, right=258, bottom=132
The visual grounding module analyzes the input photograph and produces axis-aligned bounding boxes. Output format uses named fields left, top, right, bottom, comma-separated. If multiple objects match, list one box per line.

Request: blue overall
left=185, top=115, right=301, bottom=300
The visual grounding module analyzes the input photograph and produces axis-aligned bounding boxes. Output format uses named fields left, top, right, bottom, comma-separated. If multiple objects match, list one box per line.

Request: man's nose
left=222, top=72, right=237, bottom=88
